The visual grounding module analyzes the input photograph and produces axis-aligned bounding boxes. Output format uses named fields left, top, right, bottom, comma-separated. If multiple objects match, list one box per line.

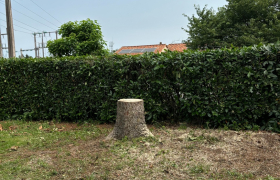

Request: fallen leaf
left=0, top=124, right=2, bottom=131
left=9, top=126, right=17, bottom=131
left=188, top=137, right=197, bottom=141
left=58, top=126, right=65, bottom=132
left=43, top=128, right=51, bottom=132
left=39, top=125, right=42, bottom=130
left=9, top=146, right=19, bottom=151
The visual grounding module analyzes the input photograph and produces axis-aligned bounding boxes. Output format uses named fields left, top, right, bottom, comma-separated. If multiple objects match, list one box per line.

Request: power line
left=13, top=18, right=42, bottom=32
left=0, top=1, right=56, bottom=30
left=0, top=19, right=34, bottom=32
left=0, top=12, right=42, bottom=31
left=14, top=25, right=33, bottom=33
left=13, top=0, right=59, bottom=28
left=0, top=24, right=30, bottom=34
left=30, top=0, right=63, bottom=25
left=14, top=29, right=31, bottom=34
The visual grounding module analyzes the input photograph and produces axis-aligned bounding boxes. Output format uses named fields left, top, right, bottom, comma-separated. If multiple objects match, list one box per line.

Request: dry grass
left=0, top=120, right=280, bottom=180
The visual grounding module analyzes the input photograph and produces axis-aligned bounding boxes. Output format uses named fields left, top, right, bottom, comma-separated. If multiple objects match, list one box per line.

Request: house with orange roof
left=167, top=43, right=187, bottom=52
left=115, top=42, right=187, bottom=55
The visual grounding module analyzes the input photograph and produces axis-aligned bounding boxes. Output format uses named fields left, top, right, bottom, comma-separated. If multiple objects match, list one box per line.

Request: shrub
left=0, top=43, right=279, bottom=131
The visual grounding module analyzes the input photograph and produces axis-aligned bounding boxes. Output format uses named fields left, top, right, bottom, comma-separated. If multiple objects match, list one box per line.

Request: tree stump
left=106, top=99, right=153, bottom=140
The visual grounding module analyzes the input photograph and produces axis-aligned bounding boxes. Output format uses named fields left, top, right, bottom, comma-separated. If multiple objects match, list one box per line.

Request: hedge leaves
left=0, top=43, right=279, bottom=131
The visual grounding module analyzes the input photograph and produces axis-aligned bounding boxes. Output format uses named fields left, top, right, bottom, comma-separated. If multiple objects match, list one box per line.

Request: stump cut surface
left=106, top=99, right=153, bottom=140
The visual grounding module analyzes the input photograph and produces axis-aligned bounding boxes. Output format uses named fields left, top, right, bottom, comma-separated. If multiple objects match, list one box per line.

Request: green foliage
left=47, top=18, right=107, bottom=57
left=0, top=43, right=280, bottom=131
left=184, top=0, right=280, bottom=49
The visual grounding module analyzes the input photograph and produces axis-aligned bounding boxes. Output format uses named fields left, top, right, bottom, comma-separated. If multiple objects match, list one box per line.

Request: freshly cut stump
left=106, top=99, right=153, bottom=140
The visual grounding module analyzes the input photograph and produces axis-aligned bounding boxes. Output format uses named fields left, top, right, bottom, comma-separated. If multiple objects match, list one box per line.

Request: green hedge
left=0, top=43, right=279, bottom=131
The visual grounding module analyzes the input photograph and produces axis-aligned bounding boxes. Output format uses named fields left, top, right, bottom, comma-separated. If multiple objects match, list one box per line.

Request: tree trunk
left=106, top=99, right=153, bottom=140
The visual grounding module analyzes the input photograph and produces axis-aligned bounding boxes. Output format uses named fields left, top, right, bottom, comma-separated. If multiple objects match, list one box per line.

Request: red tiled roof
left=115, top=43, right=187, bottom=55
left=167, top=43, right=187, bottom=52
left=115, top=43, right=167, bottom=55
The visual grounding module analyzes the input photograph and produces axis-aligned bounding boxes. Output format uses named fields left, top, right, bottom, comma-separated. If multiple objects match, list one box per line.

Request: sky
left=0, top=0, right=228, bottom=58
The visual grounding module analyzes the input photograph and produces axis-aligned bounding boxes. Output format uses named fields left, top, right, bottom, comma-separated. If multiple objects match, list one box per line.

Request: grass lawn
left=0, top=120, right=279, bottom=180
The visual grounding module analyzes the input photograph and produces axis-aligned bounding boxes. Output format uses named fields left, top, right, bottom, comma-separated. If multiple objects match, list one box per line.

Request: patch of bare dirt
left=202, top=130, right=280, bottom=177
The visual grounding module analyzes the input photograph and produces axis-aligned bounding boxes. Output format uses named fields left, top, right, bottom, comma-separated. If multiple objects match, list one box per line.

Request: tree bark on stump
left=106, top=99, right=153, bottom=140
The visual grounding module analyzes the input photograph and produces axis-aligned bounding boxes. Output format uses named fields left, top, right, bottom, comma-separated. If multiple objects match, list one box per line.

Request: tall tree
left=47, top=19, right=107, bottom=57
left=184, top=0, right=280, bottom=49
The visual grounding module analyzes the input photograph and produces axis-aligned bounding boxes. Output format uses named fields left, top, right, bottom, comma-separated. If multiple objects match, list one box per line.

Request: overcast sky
left=0, top=0, right=228, bottom=58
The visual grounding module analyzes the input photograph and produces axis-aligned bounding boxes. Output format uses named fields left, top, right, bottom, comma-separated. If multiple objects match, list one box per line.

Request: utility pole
left=37, top=42, right=40, bottom=57
left=41, top=32, right=44, bottom=58
left=5, top=0, right=16, bottom=58
left=33, top=33, right=37, bottom=58
left=33, top=31, right=57, bottom=58
left=0, top=29, right=8, bottom=58
left=20, top=48, right=23, bottom=58
left=109, top=41, right=114, bottom=53
left=0, top=28, right=2, bottom=58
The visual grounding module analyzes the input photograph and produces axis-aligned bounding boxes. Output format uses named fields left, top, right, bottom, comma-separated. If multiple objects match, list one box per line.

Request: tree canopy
left=47, top=19, right=107, bottom=57
left=184, top=0, right=280, bottom=49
